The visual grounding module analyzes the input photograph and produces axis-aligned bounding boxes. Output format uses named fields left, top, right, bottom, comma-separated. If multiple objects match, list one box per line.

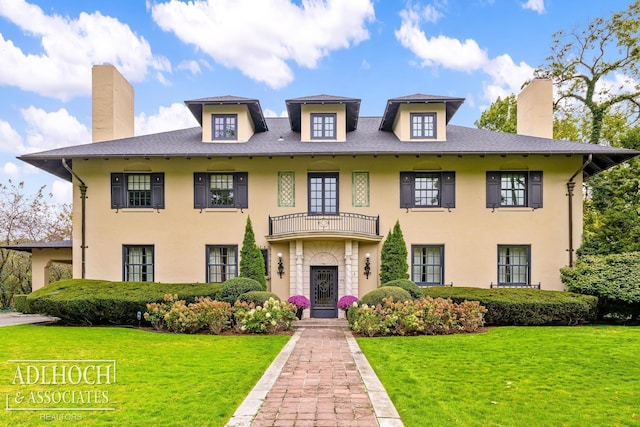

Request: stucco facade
left=18, top=70, right=638, bottom=317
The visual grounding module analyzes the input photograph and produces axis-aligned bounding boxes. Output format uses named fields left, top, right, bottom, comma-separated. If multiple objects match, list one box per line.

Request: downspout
left=566, top=154, right=592, bottom=267
left=62, top=159, right=87, bottom=279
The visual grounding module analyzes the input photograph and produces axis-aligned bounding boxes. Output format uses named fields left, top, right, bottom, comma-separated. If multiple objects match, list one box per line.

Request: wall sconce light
left=277, top=253, right=285, bottom=278
left=364, top=253, right=371, bottom=279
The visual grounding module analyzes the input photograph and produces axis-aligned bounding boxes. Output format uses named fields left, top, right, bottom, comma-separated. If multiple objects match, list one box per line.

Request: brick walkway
left=226, top=322, right=403, bottom=427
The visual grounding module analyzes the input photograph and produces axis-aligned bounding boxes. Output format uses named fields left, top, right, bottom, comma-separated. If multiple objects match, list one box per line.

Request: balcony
left=267, top=212, right=381, bottom=241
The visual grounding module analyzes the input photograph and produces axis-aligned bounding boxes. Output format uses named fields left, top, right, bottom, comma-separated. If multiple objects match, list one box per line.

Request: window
left=123, top=245, right=154, bottom=282
left=260, top=248, right=269, bottom=277
left=311, top=113, right=336, bottom=139
left=410, top=113, right=436, bottom=139
left=400, top=172, right=455, bottom=209
left=486, top=171, right=543, bottom=208
left=497, top=245, right=530, bottom=286
left=111, top=173, right=164, bottom=209
left=212, top=114, right=237, bottom=140
left=308, top=173, right=338, bottom=215
left=206, top=245, right=237, bottom=283
left=352, top=171, right=369, bottom=207
left=278, top=171, right=295, bottom=207
left=412, top=245, right=444, bottom=286
left=194, top=172, right=248, bottom=209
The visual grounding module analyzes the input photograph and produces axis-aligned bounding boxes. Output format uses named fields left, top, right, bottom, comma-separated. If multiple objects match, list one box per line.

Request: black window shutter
left=486, top=172, right=501, bottom=208
left=400, top=172, right=413, bottom=208
left=441, top=172, right=456, bottom=208
left=111, top=173, right=125, bottom=209
left=150, top=173, right=165, bottom=209
left=529, top=171, right=543, bottom=208
left=235, top=172, right=248, bottom=208
left=194, top=173, right=208, bottom=209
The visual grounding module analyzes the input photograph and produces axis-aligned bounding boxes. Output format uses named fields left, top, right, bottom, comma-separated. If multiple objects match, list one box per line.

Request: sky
left=0, top=0, right=633, bottom=205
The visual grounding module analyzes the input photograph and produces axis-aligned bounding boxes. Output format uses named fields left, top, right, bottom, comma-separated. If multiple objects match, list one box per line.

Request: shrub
left=27, top=280, right=222, bottom=325
left=13, top=294, right=31, bottom=313
left=561, top=252, right=640, bottom=322
left=233, top=298, right=297, bottom=334
left=338, top=295, right=359, bottom=312
left=218, top=277, right=263, bottom=304
left=360, top=286, right=412, bottom=306
left=239, top=216, right=267, bottom=288
left=381, top=279, right=423, bottom=299
left=144, top=295, right=232, bottom=334
left=238, top=291, right=280, bottom=306
left=423, top=287, right=597, bottom=326
left=349, top=296, right=487, bottom=337
left=287, top=295, right=310, bottom=309
left=380, top=221, right=409, bottom=283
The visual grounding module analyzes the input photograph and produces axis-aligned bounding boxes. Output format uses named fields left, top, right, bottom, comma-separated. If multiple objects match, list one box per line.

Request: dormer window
left=311, top=113, right=336, bottom=140
left=212, top=114, right=237, bottom=140
left=411, top=113, right=436, bottom=139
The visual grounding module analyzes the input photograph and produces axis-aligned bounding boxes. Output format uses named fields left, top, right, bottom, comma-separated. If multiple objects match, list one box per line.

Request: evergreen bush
left=380, top=221, right=409, bottom=283
left=381, top=279, right=423, bottom=299
left=238, top=291, right=280, bottom=306
left=239, top=216, right=266, bottom=289
left=218, top=277, right=263, bottom=304
left=360, top=286, right=412, bottom=306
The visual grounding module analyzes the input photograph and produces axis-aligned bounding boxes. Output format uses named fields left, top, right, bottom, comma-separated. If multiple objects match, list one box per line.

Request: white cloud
left=151, top=0, right=375, bottom=88
left=361, top=59, right=371, bottom=70
left=0, top=0, right=170, bottom=100
left=396, top=3, right=535, bottom=102
left=422, top=3, right=444, bottom=23
left=1, top=162, right=20, bottom=178
left=522, top=0, right=545, bottom=14
left=263, top=109, right=288, bottom=118
left=177, top=60, right=202, bottom=75
left=0, top=108, right=89, bottom=155
left=135, top=103, right=199, bottom=136
left=51, top=180, right=73, bottom=205
left=395, top=7, right=487, bottom=72
left=21, top=107, right=91, bottom=154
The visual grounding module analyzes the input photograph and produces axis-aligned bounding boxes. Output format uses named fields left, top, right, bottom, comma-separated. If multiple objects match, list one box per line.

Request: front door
left=310, top=266, right=338, bottom=318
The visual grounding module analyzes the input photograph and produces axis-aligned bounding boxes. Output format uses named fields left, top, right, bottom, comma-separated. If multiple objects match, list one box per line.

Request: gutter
left=566, top=154, right=592, bottom=267
left=61, top=159, right=87, bottom=279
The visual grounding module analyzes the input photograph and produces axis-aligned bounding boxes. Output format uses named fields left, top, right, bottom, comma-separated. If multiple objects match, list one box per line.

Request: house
left=17, top=65, right=638, bottom=318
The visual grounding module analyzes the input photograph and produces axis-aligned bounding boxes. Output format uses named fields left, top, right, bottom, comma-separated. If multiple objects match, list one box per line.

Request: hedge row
left=27, top=279, right=222, bottom=325
left=422, top=287, right=597, bottom=326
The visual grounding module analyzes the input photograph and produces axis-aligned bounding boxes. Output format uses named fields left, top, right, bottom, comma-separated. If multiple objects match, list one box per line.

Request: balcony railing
left=268, top=212, right=380, bottom=239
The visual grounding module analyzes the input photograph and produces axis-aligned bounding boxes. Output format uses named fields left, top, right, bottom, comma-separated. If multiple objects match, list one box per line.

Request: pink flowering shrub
left=287, top=295, right=310, bottom=309
left=338, top=295, right=359, bottom=312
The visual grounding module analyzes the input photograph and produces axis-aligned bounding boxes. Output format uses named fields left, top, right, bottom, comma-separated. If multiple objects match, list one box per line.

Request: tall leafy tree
left=239, top=216, right=266, bottom=289
left=379, top=220, right=409, bottom=284
left=534, top=1, right=640, bottom=145
left=474, top=95, right=517, bottom=133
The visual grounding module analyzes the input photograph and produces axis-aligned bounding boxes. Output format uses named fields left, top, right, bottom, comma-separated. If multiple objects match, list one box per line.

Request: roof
left=285, top=95, right=361, bottom=132
left=379, top=94, right=465, bottom=131
left=184, top=95, right=268, bottom=132
left=18, top=117, right=638, bottom=181
left=0, top=240, right=72, bottom=253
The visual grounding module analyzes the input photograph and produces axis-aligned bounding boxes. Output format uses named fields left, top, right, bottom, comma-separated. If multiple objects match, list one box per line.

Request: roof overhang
left=0, top=240, right=72, bottom=253
left=379, top=95, right=465, bottom=131
left=184, top=96, right=268, bottom=132
left=285, top=95, right=361, bottom=133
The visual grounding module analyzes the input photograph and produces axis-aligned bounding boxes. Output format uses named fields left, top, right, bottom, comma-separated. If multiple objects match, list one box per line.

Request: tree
left=474, top=95, right=517, bottom=133
left=534, top=1, right=640, bottom=145
left=239, top=216, right=266, bottom=289
left=0, top=180, right=72, bottom=307
left=379, top=220, right=409, bottom=284
left=579, top=126, right=640, bottom=255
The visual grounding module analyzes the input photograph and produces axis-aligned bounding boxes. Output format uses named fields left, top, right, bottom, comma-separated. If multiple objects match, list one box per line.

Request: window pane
left=125, top=246, right=153, bottom=282
left=208, top=246, right=237, bottom=283
left=210, top=174, right=234, bottom=206
left=213, top=115, right=237, bottom=139
left=127, top=175, right=151, bottom=207
left=411, top=113, right=435, bottom=138
left=414, top=173, right=440, bottom=207
left=498, top=246, right=528, bottom=285
left=501, top=173, right=526, bottom=206
left=311, top=114, right=336, bottom=139
left=412, top=246, right=442, bottom=285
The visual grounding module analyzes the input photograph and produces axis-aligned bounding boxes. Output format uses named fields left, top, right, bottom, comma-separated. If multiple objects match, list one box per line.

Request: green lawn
left=0, top=325, right=289, bottom=426
left=357, top=326, right=640, bottom=427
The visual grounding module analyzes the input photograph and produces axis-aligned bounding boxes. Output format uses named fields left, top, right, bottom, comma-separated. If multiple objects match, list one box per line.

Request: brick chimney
left=517, top=78, right=553, bottom=139
left=91, top=64, right=134, bottom=142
